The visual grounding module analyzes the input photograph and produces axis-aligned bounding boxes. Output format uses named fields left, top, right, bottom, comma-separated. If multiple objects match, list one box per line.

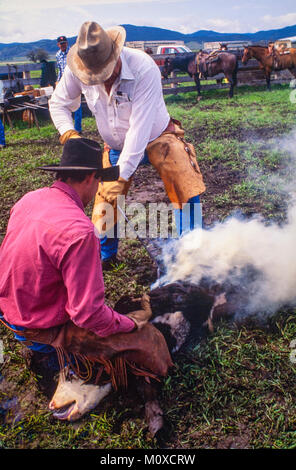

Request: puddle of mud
left=0, top=377, right=23, bottom=425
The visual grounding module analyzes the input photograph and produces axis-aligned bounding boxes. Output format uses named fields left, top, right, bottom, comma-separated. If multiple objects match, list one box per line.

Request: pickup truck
left=153, top=44, right=192, bottom=66
left=156, top=45, right=192, bottom=54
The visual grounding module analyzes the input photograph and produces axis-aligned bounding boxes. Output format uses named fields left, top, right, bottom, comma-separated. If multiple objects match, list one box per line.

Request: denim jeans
left=0, top=119, right=5, bottom=146
left=0, top=313, right=54, bottom=353
left=73, top=105, right=82, bottom=133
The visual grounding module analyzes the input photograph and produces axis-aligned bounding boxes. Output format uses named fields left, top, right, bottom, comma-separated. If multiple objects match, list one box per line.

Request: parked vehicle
left=125, top=40, right=192, bottom=66
left=153, top=44, right=192, bottom=67
left=156, top=44, right=192, bottom=54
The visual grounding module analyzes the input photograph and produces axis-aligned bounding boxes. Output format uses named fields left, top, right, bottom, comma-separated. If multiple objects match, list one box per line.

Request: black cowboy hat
left=38, top=138, right=119, bottom=182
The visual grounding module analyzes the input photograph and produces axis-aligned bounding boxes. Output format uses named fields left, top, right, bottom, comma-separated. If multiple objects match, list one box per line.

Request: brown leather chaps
left=21, top=320, right=173, bottom=390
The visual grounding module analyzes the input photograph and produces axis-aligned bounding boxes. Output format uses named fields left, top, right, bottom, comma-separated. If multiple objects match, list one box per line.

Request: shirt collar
left=57, top=47, right=69, bottom=57
left=51, top=181, right=84, bottom=211
left=87, top=48, right=134, bottom=100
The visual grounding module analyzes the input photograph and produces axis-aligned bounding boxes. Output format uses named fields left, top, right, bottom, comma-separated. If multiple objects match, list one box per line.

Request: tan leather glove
left=59, top=129, right=82, bottom=145
left=100, top=177, right=129, bottom=204
left=126, top=294, right=152, bottom=330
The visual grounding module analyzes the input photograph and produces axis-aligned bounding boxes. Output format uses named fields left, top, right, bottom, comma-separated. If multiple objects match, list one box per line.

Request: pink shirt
left=0, top=181, right=134, bottom=337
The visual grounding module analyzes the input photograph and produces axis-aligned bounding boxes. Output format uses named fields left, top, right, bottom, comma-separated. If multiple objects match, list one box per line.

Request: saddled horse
left=242, top=45, right=296, bottom=91
left=161, top=52, right=202, bottom=100
left=161, top=51, right=239, bottom=99
left=197, top=51, right=239, bottom=98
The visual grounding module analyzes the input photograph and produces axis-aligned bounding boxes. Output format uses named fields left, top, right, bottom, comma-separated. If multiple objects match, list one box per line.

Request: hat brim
left=67, top=26, right=126, bottom=85
left=37, top=164, right=120, bottom=182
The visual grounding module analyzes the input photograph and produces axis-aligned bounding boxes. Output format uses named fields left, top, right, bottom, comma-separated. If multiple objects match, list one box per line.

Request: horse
left=197, top=51, right=239, bottom=98
left=241, top=45, right=296, bottom=91
left=161, top=52, right=202, bottom=100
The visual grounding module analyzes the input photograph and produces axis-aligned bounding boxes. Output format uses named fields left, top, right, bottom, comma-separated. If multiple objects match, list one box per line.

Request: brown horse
left=197, top=51, right=239, bottom=98
left=242, top=45, right=296, bottom=91
left=161, top=51, right=238, bottom=99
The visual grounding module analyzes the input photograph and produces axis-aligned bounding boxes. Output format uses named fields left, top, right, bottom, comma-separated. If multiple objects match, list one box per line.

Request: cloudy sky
left=1, top=0, right=296, bottom=44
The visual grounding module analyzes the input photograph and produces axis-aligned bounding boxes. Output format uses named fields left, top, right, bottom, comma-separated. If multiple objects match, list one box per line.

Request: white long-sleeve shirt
left=49, top=47, right=170, bottom=180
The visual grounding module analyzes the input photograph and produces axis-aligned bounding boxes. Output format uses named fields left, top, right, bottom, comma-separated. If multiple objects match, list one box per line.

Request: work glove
left=59, top=129, right=81, bottom=145
left=126, top=294, right=152, bottom=330
left=100, top=176, right=129, bottom=204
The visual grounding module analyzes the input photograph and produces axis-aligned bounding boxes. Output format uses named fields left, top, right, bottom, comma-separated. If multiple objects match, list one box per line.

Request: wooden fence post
left=170, top=71, right=177, bottom=89
left=22, top=64, right=31, bottom=81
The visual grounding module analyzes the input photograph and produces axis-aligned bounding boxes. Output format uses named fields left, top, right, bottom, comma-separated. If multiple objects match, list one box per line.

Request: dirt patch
left=216, top=424, right=251, bottom=449
left=127, top=165, right=170, bottom=205
left=122, top=157, right=244, bottom=229
left=0, top=358, right=46, bottom=427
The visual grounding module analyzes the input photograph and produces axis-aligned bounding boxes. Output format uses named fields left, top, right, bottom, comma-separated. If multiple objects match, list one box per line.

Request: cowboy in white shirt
left=49, top=22, right=205, bottom=266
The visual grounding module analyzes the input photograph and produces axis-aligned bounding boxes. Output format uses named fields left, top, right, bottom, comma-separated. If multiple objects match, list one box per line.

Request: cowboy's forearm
left=61, top=233, right=135, bottom=336
left=77, top=303, right=136, bottom=337
left=117, top=147, right=145, bottom=181
left=50, top=92, right=79, bottom=136
left=49, top=67, right=82, bottom=135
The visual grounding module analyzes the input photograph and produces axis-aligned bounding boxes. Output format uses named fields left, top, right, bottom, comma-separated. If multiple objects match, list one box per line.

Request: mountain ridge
left=0, top=23, right=295, bottom=61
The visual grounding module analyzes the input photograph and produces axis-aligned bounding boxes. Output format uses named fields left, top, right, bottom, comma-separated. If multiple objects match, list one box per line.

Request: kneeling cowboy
left=0, top=138, right=173, bottom=394
left=49, top=21, right=206, bottom=267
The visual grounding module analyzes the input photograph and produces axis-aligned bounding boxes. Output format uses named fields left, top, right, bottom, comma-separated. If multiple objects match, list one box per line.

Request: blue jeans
left=100, top=149, right=203, bottom=261
left=0, top=119, right=5, bottom=146
left=174, top=195, right=202, bottom=234
left=0, top=313, right=54, bottom=353
left=0, top=312, right=71, bottom=372
left=74, top=105, right=82, bottom=133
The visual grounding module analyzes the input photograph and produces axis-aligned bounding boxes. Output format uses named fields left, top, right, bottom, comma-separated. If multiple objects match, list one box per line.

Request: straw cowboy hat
left=67, top=21, right=126, bottom=85
left=38, top=138, right=119, bottom=182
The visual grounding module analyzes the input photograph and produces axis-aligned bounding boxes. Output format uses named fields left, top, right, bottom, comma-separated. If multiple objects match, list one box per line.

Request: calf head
left=49, top=369, right=112, bottom=421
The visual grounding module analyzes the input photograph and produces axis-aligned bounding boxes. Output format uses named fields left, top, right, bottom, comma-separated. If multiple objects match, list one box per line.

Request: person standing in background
left=56, top=35, right=82, bottom=133
left=0, top=119, right=5, bottom=150
left=0, top=81, right=6, bottom=149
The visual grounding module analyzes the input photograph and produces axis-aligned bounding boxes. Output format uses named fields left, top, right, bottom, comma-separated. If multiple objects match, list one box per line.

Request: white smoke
left=157, top=129, right=296, bottom=320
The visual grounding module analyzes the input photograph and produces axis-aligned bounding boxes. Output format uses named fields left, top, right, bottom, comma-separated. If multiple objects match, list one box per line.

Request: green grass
left=165, top=83, right=295, bottom=132
left=1, top=83, right=296, bottom=449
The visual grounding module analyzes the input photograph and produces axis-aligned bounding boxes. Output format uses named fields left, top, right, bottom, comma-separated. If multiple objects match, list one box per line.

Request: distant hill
left=122, top=23, right=296, bottom=42
left=1, top=23, right=296, bottom=61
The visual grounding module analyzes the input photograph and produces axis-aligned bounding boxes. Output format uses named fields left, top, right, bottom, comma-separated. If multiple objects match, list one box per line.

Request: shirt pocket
left=116, top=101, right=132, bottom=122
